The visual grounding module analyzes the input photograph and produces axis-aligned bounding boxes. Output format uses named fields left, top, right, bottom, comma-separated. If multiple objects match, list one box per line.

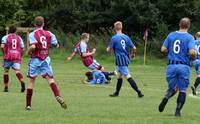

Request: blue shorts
left=166, top=64, right=190, bottom=92
left=87, top=59, right=102, bottom=70
left=117, top=66, right=129, bottom=76
left=193, top=59, right=200, bottom=75
left=3, top=61, right=21, bottom=70
left=27, top=57, right=53, bottom=78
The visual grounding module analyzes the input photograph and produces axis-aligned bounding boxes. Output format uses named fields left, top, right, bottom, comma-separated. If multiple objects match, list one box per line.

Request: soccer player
left=106, top=21, right=144, bottom=98
left=191, top=32, right=200, bottom=95
left=81, top=70, right=115, bottom=84
left=158, top=17, right=196, bottom=117
left=25, top=16, right=67, bottom=110
left=67, top=33, right=104, bottom=70
left=1, top=25, right=25, bottom=92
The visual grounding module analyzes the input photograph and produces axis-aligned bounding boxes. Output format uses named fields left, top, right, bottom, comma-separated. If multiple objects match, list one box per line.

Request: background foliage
left=1, top=0, right=200, bottom=56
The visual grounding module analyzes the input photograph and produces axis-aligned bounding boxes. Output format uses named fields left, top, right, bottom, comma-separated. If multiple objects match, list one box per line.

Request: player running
left=67, top=33, right=104, bottom=71
left=191, top=32, right=200, bottom=95
left=106, top=21, right=144, bottom=98
left=158, top=17, right=196, bottom=117
left=25, top=16, right=67, bottom=110
left=1, top=25, right=25, bottom=92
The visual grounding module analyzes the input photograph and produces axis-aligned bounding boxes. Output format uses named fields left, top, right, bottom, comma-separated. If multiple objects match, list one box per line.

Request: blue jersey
left=109, top=34, right=135, bottom=66
left=194, top=40, right=200, bottom=59
left=163, top=31, right=195, bottom=64
left=88, top=71, right=107, bottom=84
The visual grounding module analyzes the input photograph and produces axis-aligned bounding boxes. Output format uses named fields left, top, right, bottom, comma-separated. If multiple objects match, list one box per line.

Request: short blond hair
left=179, top=17, right=190, bottom=29
left=195, top=32, right=200, bottom=39
left=81, top=33, right=89, bottom=40
left=114, top=21, right=122, bottom=31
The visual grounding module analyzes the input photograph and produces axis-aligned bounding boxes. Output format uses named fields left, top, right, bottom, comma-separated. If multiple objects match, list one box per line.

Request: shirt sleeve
left=80, top=42, right=87, bottom=53
left=127, top=36, right=135, bottom=48
left=109, top=37, right=115, bottom=49
left=49, top=32, right=58, bottom=45
left=29, top=32, right=37, bottom=45
left=188, top=37, right=195, bottom=50
left=1, top=35, right=8, bottom=44
left=162, top=35, right=170, bottom=49
left=20, top=37, right=25, bottom=48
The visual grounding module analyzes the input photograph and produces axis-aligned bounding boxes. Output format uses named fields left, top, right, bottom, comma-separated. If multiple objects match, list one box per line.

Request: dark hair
left=34, top=16, right=44, bottom=27
left=85, top=72, right=93, bottom=80
left=8, top=25, right=17, bottom=33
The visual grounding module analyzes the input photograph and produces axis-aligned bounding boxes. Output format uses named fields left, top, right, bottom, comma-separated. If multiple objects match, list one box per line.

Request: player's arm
left=80, top=77, right=90, bottom=84
left=67, top=51, right=76, bottom=60
left=0, top=44, right=5, bottom=55
left=50, top=32, right=59, bottom=48
left=107, top=37, right=114, bottom=53
left=27, top=44, right=36, bottom=55
left=130, top=46, right=136, bottom=59
left=82, top=48, right=96, bottom=57
left=161, top=46, right=168, bottom=54
left=189, top=49, right=196, bottom=60
left=20, top=37, right=25, bottom=56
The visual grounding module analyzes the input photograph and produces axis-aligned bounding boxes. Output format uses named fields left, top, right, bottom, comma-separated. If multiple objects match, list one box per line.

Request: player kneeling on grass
left=107, top=21, right=144, bottom=98
left=25, top=16, right=67, bottom=110
left=81, top=71, right=115, bottom=84
left=1, top=25, right=25, bottom=93
left=158, top=17, right=196, bottom=117
left=67, top=33, right=104, bottom=71
left=191, top=32, right=200, bottom=95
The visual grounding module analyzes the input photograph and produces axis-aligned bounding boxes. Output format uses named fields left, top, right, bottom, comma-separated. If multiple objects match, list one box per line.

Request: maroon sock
left=26, top=89, right=33, bottom=107
left=3, top=74, right=9, bottom=88
left=16, top=73, right=24, bottom=83
left=50, top=83, right=60, bottom=97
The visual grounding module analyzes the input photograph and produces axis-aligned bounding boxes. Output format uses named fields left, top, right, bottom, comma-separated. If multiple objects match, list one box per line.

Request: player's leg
left=159, top=65, right=177, bottom=112
left=191, top=66, right=200, bottom=95
left=45, top=76, right=67, bottom=109
left=109, top=72, right=123, bottom=97
left=41, top=60, right=67, bottom=109
left=3, top=68, right=9, bottom=92
left=118, top=66, right=143, bottom=97
left=175, top=65, right=190, bottom=117
left=26, top=59, right=38, bottom=110
left=13, top=63, right=25, bottom=92
left=26, top=77, right=35, bottom=110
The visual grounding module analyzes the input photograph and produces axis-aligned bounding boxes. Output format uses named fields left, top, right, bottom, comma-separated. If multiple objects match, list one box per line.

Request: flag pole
left=143, top=39, right=147, bottom=65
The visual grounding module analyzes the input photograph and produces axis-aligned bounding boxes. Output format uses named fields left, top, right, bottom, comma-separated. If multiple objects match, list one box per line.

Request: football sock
left=16, top=73, right=24, bottom=83
left=165, top=89, right=177, bottom=99
left=3, top=74, right=9, bottom=88
left=26, top=89, right=33, bottom=107
left=176, top=92, right=186, bottom=111
left=194, top=77, right=200, bottom=89
left=127, top=78, right=141, bottom=94
left=50, top=83, right=60, bottom=97
left=115, top=78, right=123, bottom=95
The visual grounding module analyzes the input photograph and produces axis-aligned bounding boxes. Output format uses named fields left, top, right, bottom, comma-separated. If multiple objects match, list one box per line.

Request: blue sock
left=176, top=92, right=186, bottom=111
left=165, top=89, right=177, bottom=99
left=127, top=78, right=141, bottom=94
left=115, top=78, right=123, bottom=95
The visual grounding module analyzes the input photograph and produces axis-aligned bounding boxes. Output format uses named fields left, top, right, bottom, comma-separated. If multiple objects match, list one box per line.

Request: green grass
left=0, top=55, right=199, bottom=124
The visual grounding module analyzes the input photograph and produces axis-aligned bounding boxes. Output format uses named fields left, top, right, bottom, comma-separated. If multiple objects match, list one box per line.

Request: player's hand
left=130, top=53, right=135, bottom=59
left=92, top=48, right=96, bottom=54
left=80, top=77, right=86, bottom=84
left=67, top=56, right=72, bottom=61
left=56, top=44, right=60, bottom=48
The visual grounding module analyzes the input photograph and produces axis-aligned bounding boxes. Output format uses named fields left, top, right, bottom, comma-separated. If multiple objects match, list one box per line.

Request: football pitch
left=0, top=56, right=199, bottom=124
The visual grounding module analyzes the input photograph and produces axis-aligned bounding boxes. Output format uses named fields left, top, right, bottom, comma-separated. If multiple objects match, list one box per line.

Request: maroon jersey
left=75, top=42, right=94, bottom=66
left=3, top=34, right=23, bottom=63
left=30, top=29, right=52, bottom=60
